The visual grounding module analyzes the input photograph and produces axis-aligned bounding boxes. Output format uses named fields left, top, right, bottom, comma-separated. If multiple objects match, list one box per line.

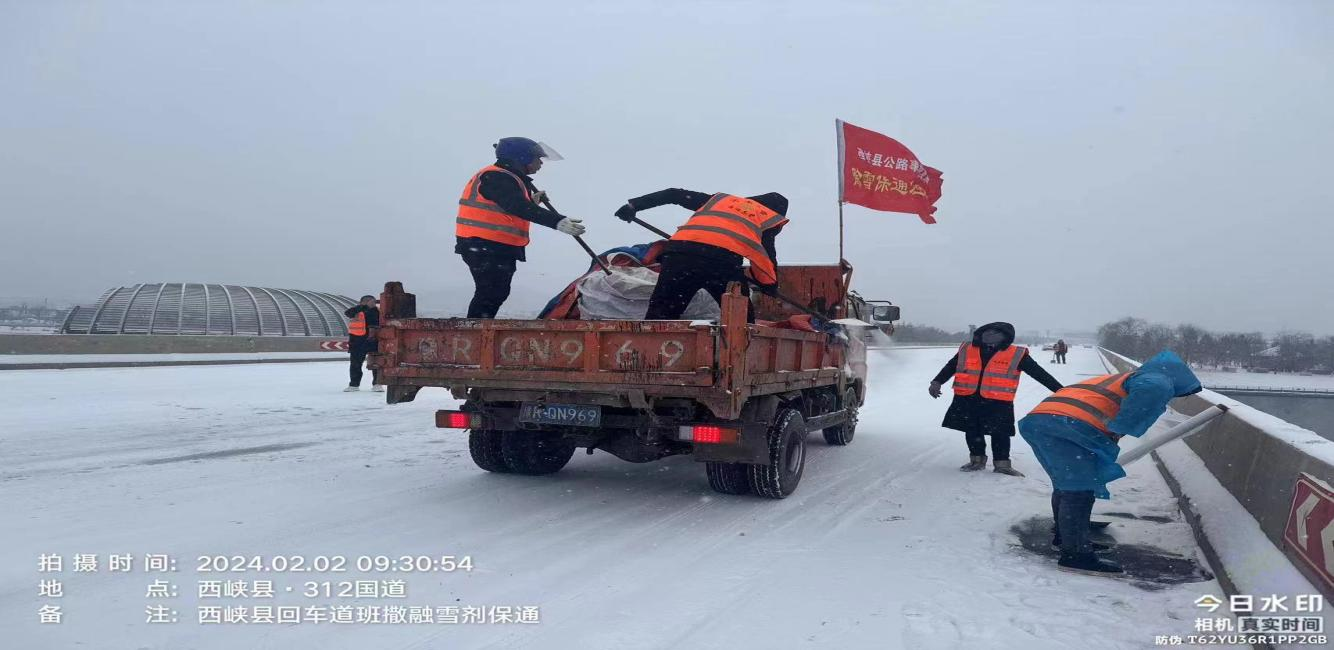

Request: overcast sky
left=3, top=0, right=1331, bottom=334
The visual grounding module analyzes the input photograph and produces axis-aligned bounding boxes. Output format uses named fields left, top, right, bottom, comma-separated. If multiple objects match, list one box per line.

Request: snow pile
left=0, top=352, right=346, bottom=365
left=0, top=348, right=1239, bottom=649
left=1155, top=442, right=1319, bottom=605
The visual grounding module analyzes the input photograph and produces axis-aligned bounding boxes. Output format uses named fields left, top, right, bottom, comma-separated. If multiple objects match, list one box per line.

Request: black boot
left=1052, top=535, right=1111, bottom=551
left=1050, top=491, right=1063, bottom=545
left=1052, top=535, right=1111, bottom=552
left=1055, top=490, right=1122, bottom=576
left=1051, top=491, right=1111, bottom=550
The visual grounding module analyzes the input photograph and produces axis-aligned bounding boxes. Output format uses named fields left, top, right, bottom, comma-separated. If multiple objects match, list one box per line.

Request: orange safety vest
left=952, top=343, right=1029, bottom=401
left=456, top=165, right=533, bottom=247
left=669, top=193, right=789, bottom=285
left=1029, top=372, right=1132, bottom=436
left=348, top=312, right=368, bottom=337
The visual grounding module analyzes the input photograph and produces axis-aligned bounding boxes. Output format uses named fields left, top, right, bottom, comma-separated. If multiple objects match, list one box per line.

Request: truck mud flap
left=691, top=422, right=771, bottom=465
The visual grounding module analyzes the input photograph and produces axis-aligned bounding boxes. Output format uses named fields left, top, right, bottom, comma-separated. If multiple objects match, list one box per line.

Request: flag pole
left=838, top=201, right=845, bottom=262
left=835, top=119, right=846, bottom=263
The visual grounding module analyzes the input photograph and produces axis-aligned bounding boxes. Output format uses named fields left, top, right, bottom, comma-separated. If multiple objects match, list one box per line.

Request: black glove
left=614, top=203, right=637, bottom=223
left=756, top=283, right=779, bottom=297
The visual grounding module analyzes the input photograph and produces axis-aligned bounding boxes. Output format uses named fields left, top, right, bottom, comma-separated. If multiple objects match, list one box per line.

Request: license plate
left=518, top=403, right=602, bottom=427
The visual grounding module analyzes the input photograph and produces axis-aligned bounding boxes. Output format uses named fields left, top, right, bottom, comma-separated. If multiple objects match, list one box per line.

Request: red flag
left=837, top=119, right=943, bottom=224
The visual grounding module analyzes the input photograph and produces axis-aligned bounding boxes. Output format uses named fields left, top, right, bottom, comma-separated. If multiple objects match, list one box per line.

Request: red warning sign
left=1284, top=473, right=1334, bottom=593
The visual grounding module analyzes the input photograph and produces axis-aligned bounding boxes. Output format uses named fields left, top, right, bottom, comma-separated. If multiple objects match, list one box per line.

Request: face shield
left=536, top=141, right=564, bottom=161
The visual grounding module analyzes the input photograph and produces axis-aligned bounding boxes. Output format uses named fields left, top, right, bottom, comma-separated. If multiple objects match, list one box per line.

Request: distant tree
left=1314, top=337, right=1334, bottom=373
left=1216, top=333, right=1256, bottom=367
left=1273, top=331, right=1317, bottom=372
left=1096, top=318, right=1330, bottom=372
left=1196, top=331, right=1221, bottom=367
left=1141, top=323, right=1178, bottom=360
left=891, top=323, right=970, bottom=345
left=1176, top=324, right=1207, bottom=365
left=1098, top=317, right=1147, bottom=357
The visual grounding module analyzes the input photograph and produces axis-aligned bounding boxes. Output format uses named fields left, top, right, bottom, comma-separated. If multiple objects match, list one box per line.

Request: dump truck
left=370, top=264, right=873, bottom=498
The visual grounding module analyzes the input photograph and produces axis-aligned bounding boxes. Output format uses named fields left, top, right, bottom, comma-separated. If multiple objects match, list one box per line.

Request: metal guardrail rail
left=1206, top=384, right=1334, bottom=396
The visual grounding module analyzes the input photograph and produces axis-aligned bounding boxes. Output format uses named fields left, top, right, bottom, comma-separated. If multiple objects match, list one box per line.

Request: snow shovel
left=539, top=195, right=612, bottom=275
left=1079, top=404, right=1228, bottom=530
left=622, top=214, right=831, bottom=321
left=1118, top=404, right=1229, bottom=466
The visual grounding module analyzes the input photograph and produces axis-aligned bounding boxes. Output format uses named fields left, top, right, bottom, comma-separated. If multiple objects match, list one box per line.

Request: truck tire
left=748, top=408, right=807, bottom=499
left=501, top=431, right=576, bottom=475
left=468, top=430, right=511, bottom=473
left=823, top=386, right=860, bottom=446
left=706, top=462, right=751, bottom=495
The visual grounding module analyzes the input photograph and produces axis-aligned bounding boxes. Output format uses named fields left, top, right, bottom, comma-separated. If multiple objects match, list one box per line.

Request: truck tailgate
left=378, top=318, right=717, bottom=387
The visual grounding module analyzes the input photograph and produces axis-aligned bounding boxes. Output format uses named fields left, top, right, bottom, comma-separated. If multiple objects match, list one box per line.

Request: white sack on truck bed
left=575, top=266, right=719, bottom=321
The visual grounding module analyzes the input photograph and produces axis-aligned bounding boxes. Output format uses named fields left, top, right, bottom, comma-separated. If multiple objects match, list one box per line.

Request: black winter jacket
left=931, top=322, right=1063, bottom=436
left=625, top=188, right=781, bottom=269
left=454, top=160, right=564, bottom=262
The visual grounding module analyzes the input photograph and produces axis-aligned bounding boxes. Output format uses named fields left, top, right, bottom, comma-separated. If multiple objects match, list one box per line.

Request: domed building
left=60, top=283, right=357, bottom=337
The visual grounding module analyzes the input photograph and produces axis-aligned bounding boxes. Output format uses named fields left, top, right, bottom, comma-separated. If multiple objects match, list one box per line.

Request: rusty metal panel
left=391, top=375, right=718, bottom=396
left=776, top=338, right=799, bottom=371
left=752, top=265, right=850, bottom=321
left=746, top=337, right=772, bottom=374
left=374, top=280, right=854, bottom=420
left=400, top=329, right=483, bottom=367
left=746, top=328, right=834, bottom=373
left=379, top=317, right=718, bottom=387
left=494, top=330, right=587, bottom=370
left=597, top=331, right=700, bottom=373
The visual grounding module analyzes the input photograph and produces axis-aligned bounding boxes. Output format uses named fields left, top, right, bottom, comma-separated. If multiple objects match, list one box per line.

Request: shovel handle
left=629, top=216, right=672, bottom=239
left=574, top=235, right=612, bottom=275
left=540, top=196, right=611, bottom=275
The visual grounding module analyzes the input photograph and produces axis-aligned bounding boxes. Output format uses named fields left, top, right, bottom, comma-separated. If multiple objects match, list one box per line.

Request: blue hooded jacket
left=1018, top=350, right=1201, bottom=498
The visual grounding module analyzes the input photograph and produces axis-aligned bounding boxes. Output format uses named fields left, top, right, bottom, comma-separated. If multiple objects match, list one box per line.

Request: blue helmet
left=494, top=137, right=563, bottom=166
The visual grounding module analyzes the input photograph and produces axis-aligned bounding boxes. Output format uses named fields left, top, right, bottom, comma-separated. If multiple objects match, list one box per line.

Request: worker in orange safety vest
left=343, top=295, right=381, bottom=392
left=928, top=322, right=1063, bottom=475
left=613, top=189, right=789, bottom=321
left=456, top=137, right=587, bottom=318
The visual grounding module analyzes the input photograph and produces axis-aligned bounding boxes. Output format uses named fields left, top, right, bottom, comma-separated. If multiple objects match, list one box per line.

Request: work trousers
left=965, top=429, right=1011, bottom=461
left=349, top=339, right=380, bottom=387
left=462, top=250, right=518, bottom=319
left=645, top=253, right=752, bottom=321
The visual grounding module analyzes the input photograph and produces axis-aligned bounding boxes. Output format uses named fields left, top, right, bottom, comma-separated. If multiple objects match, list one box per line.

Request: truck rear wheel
left=706, top=462, right=751, bottom=495
left=748, top=408, right=807, bottom=499
left=823, top=386, right=860, bottom=446
left=468, top=430, right=511, bottom=473
left=501, top=431, right=576, bottom=475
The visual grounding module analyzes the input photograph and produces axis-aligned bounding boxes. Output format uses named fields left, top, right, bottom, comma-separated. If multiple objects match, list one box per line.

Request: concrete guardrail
left=1100, top=348, right=1334, bottom=596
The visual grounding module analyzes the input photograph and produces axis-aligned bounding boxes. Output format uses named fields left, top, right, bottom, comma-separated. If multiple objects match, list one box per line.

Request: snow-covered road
left=1, top=347, right=1232, bottom=649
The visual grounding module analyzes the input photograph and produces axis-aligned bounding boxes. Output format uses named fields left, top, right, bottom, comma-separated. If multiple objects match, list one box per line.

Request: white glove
left=556, top=218, right=586, bottom=236
left=531, top=190, right=548, bottom=204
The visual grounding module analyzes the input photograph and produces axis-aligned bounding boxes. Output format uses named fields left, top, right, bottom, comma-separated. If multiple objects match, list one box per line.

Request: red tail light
left=679, top=425, right=738, bottom=444
left=437, top=411, right=481, bottom=429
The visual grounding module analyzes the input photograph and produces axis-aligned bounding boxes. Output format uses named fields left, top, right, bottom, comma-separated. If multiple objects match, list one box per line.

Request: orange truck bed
left=373, top=280, right=852, bottom=420
left=369, top=264, right=868, bottom=498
